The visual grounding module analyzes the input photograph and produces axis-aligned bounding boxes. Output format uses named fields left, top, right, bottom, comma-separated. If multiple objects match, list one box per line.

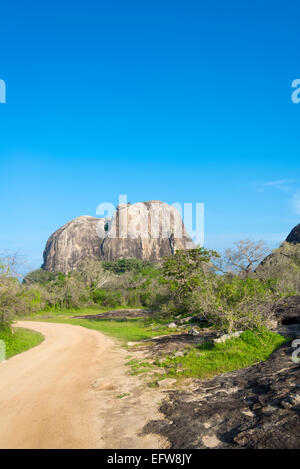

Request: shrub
left=255, top=242, right=300, bottom=294
left=23, top=269, right=65, bottom=286
left=92, top=289, right=124, bottom=308
left=197, top=276, right=282, bottom=333
left=103, top=258, right=153, bottom=275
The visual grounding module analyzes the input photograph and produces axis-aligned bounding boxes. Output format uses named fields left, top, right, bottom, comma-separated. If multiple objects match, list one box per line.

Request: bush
left=23, top=269, right=66, bottom=286
left=191, top=276, right=282, bottom=333
left=255, top=242, right=300, bottom=294
left=92, top=289, right=124, bottom=308
left=103, top=258, right=153, bottom=275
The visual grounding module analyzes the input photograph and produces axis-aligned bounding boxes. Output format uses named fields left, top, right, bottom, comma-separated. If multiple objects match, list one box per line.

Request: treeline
left=1, top=240, right=299, bottom=333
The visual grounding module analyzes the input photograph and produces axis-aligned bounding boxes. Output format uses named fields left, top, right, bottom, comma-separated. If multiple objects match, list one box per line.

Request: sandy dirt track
left=0, top=321, right=166, bottom=449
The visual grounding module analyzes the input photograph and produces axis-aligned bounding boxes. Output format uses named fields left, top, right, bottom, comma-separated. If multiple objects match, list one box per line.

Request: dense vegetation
left=1, top=240, right=300, bottom=336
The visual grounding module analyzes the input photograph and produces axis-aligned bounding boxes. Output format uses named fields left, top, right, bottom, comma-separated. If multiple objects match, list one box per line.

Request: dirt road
left=0, top=321, right=166, bottom=449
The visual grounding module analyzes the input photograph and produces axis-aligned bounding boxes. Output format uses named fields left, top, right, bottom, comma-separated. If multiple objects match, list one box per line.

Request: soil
left=0, top=321, right=167, bottom=449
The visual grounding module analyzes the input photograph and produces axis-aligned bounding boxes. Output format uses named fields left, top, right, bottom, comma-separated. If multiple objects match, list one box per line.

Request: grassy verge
left=0, top=327, right=44, bottom=360
left=155, top=328, right=287, bottom=380
left=23, top=306, right=143, bottom=320
left=20, top=307, right=182, bottom=343
left=60, top=318, right=176, bottom=342
left=19, top=309, right=287, bottom=383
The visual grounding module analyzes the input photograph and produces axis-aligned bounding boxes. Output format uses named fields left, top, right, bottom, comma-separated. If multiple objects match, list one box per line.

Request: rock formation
left=256, top=222, right=300, bottom=273
left=143, top=340, right=300, bottom=449
left=42, top=216, right=107, bottom=273
left=42, top=201, right=194, bottom=273
left=100, top=201, right=193, bottom=262
left=286, top=223, right=300, bottom=244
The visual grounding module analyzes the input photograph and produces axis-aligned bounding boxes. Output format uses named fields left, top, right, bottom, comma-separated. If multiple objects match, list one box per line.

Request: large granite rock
left=100, top=201, right=193, bottom=262
left=286, top=223, right=300, bottom=244
left=42, top=216, right=106, bottom=273
left=42, top=201, right=194, bottom=273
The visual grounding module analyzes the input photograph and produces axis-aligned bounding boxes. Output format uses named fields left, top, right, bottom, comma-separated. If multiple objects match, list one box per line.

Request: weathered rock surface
left=273, top=296, right=300, bottom=339
left=273, top=296, right=300, bottom=325
left=286, top=223, right=300, bottom=244
left=43, top=201, right=194, bottom=273
left=143, top=342, right=300, bottom=449
left=100, top=201, right=193, bottom=262
left=42, top=216, right=106, bottom=273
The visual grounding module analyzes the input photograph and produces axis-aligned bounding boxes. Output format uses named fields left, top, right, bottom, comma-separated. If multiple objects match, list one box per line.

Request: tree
left=102, top=258, right=153, bottom=275
left=23, top=268, right=60, bottom=285
left=77, top=258, right=112, bottom=289
left=202, top=276, right=281, bottom=333
left=214, top=239, right=270, bottom=278
left=162, top=247, right=219, bottom=306
left=256, top=242, right=300, bottom=294
left=0, top=254, right=24, bottom=331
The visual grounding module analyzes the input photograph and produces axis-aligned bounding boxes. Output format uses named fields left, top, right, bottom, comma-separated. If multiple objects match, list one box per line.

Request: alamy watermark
left=291, top=79, right=300, bottom=103
left=0, top=79, right=6, bottom=103
left=0, top=340, right=6, bottom=363
left=292, top=339, right=300, bottom=363
left=95, top=194, right=204, bottom=246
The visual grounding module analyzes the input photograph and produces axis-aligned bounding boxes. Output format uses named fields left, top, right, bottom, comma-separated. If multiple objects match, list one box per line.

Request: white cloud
left=256, top=179, right=296, bottom=193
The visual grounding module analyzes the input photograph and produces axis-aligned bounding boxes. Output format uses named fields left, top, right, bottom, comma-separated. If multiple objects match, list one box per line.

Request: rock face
left=273, top=296, right=300, bottom=325
left=42, top=216, right=106, bottom=273
left=286, top=223, right=300, bottom=244
left=42, top=201, right=194, bottom=273
left=143, top=341, right=300, bottom=449
left=100, top=201, right=193, bottom=262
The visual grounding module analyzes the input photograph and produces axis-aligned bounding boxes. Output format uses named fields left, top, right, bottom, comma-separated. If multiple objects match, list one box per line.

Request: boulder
left=42, top=216, right=106, bottom=273
left=42, top=201, right=194, bottom=273
left=168, top=322, right=177, bottom=329
left=214, top=331, right=244, bottom=344
left=100, top=200, right=193, bottom=262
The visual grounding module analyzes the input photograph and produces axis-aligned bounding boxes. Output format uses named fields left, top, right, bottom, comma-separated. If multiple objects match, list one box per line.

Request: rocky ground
left=72, top=309, right=151, bottom=319
left=143, top=340, right=300, bottom=449
left=135, top=329, right=217, bottom=356
left=141, top=298, right=300, bottom=449
left=75, top=299, right=300, bottom=449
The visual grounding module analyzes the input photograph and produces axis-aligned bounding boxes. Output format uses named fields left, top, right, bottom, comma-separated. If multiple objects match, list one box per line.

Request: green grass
left=0, top=327, right=44, bottom=360
left=155, top=328, right=287, bottom=380
left=116, top=393, right=130, bottom=399
left=125, top=358, right=154, bottom=375
left=24, top=306, right=140, bottom=320
left=45, top=317, right=178, bottom=342
left=19, top=309, right=287, bottom=383
left=20, top=307, right=181, bottom=343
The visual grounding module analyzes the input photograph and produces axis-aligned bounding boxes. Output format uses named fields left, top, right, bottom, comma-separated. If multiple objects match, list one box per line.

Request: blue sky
left=0, top=0, right=299, bottom=272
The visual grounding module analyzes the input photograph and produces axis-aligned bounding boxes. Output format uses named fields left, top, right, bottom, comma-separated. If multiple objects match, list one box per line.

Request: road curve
left=0, top=321, right=164, bottom=449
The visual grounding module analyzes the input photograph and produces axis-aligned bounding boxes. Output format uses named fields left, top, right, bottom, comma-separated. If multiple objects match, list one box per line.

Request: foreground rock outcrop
left=273, top=296, right=300, bottom=325
left=143, top=341, right=300, bottom=449
left=43, top=201, right=194, bottom=273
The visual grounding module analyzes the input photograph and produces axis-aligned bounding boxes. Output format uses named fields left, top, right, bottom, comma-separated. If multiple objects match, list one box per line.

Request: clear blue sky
left=0, top=0, right=299, bottom=272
